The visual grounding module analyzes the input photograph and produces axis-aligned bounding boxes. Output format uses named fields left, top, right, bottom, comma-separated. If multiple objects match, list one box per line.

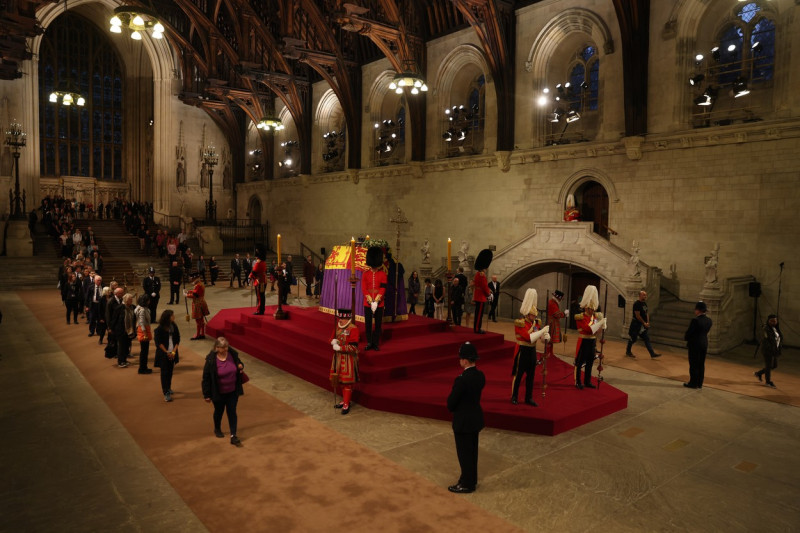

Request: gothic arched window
left=566, top=46, right=599, bottom=112
left=714, top=2, right=775, bottom=87
left=39, top=12, right=124, bottom=180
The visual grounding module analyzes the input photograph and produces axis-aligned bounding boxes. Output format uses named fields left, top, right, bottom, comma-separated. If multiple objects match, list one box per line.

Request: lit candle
left=365, top=234, right=370, bottom=241
left=277, top=234, right=281, bottom=264
left=350, top=237, right=356, bottom=275
left=447, top=238, right=452, bottom=272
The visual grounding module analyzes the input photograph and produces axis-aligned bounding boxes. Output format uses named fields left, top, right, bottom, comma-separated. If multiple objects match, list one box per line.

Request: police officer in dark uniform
left=447, top=342, right=485, bottom=494
left=142, top=267, right=161, bottom=323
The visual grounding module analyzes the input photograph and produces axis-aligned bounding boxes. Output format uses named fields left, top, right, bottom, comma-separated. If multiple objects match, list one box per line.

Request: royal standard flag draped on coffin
left=319, top=244, right=407, bottom=322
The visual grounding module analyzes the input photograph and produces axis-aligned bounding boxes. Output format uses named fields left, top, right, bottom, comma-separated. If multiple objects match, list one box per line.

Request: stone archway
left=247, top=195, right=262, bottom=225
left=489, top=222, right=658, bottom=338
left=575, top=180, right=610, bottom=239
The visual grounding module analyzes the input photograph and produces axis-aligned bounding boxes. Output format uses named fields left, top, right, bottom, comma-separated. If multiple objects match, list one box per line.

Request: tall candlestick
left=277, top=234, right=281, bottom=264
left=350, top=237, right=356, bottom=275
left=447, top=238, right=452, bottom=272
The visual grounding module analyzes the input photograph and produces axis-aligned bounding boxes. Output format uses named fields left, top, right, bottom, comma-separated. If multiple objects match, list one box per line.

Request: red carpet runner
left=208, top=306, right=628, bottom=436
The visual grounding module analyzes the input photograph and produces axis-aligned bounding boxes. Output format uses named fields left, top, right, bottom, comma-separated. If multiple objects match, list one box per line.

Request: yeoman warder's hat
left=474, top=249, right=493, bottom=271
left=336, top=308, right=352, bottom=319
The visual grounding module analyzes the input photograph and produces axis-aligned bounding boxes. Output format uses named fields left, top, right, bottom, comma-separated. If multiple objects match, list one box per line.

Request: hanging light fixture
left=388, top=61, right=428, bottom=95
left=257, top=117, right=284, bottom=131
left=49, top=79, right=85, bottom=107
left=110, top=6, right=164, bottom=40
left=257, top=96, right=284, bottom=131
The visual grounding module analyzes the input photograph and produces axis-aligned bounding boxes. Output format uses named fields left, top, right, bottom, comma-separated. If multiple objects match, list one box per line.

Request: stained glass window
left=39, top=12, right=124, bottom=180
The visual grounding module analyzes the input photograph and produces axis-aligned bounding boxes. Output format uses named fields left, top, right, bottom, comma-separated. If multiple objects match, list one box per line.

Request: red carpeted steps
left=208, top=306, right=628, bottom=435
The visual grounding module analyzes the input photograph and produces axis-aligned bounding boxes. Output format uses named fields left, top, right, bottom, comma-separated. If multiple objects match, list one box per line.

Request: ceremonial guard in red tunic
left=573, top=286, right=606, bottom=389
left=249, top=249, right=267, bottom=315
left=472, top=249, right=493, bottom=334
left=330, top=308, right=360, bottom=415
left=511, top=289, right=550, bottom=406
left=564, top=193, right=580, bottom=221
left=362, top=246, right=387, bottom=351
left=186, top=273, right=210, bottom=340
left=545, top=290, right=568, bottom=357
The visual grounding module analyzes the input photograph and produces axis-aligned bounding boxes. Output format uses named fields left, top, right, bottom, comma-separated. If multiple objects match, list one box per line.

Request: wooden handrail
left=299, top=242, right=324, bottom=266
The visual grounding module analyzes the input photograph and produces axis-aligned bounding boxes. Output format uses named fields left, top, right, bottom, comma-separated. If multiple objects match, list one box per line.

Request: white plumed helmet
left=579, top=285, right=599, bottom=310
left=520, top=288, right=538, bottom=316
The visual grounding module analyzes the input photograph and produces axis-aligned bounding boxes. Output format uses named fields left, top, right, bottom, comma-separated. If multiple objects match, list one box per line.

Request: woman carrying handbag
left=154, top=310, right=181, bottom=402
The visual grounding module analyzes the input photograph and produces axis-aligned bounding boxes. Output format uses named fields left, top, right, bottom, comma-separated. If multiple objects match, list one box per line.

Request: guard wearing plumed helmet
left=573, top=285, right=606, bottom=389
left=511, top=289, right=550, bottom=406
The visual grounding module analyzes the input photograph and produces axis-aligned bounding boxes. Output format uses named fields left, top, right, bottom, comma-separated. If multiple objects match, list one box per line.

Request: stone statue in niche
left=223, top=163, right=232, bottom=190
left=704, top=243, right=719, bottom=287
left=458, top=240, right=470, bottom=270
left=200, top=164, right=209, bottom=189
left=176, top=158, right=186, bottom=188
left=420, top=239, right=430, bottom=264
left=628, top=240, right=641, bottom=278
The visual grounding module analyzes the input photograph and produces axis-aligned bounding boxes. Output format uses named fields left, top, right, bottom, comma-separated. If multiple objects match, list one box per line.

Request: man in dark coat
left=168, top=260, right=182, bottom=304
left=450, top=277, right=465, bottom=326
left=488, top=275, right=500, bottom=322
left=142, top=266, right=161, bottom=323
left=230, top=254, right=242, bottom=288
left=684, top=301, right=713, bottom=389
left=447, top=342, right=485, bottom=494
left=104, top=287, right=123, bottom=358
left=755, top=314, right=781, bottom=388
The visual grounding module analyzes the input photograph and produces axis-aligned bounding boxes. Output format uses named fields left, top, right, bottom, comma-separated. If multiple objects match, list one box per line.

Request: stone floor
left=2, top=285, right=799, bottom=532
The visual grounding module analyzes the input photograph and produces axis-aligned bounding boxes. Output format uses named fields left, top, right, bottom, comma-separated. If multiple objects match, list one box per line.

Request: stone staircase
left=649, top=289, right=694, bottom=348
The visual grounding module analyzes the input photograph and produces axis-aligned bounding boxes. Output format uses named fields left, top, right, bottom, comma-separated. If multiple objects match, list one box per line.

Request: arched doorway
left=247, top=195, right=262, bottom=225
left=575, top=180, right=609, bottom=239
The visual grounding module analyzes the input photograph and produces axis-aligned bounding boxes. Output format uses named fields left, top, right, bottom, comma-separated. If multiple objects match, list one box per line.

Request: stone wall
left=236, top=123, right=800, bottom=346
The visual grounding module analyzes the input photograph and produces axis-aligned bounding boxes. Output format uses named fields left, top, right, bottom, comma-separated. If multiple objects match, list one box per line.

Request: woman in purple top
left=202, top=337, right=246, bottom=446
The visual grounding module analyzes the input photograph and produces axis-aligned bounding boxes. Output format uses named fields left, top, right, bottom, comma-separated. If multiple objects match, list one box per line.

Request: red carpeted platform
left=207, top=306, right=628, bottom=436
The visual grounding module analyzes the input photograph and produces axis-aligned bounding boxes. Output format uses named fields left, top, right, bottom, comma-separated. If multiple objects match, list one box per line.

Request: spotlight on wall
left=733, top=77, right=750, bottom=98
left=695, top=86, right=717, bottom=106
left=689, top=74, right=705, bottom=86
left=711, top=46, right=720, bottom=62
left=565, top=110, right=581, bottom=123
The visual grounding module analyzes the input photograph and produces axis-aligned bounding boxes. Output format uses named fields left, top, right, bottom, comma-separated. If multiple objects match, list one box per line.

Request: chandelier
left=389, top=60, right=428, bottom=95
left=203, top=146, right=219, bottom=167
left=5, top=120, right=27, bottom=148
left=110, top=6, right=164, bottom=40
left=257, top=117, right=284, bottom=131
left=49, top=80, right=85, bottom=107
left=389, top=71, right=428, bottom=95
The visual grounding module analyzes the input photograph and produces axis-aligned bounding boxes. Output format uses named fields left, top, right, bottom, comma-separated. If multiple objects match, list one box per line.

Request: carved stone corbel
left=495, top=150, right=512, bottom=172
left=623, top=136, right=644, bottom=160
